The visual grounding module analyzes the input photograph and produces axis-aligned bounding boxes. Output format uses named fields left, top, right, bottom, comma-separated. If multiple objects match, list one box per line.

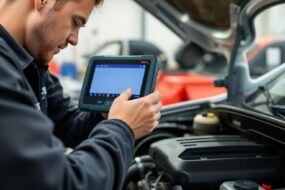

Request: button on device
left=95, top=100, right=104, bottom=105
left=104, top=100, right=112, bottom=107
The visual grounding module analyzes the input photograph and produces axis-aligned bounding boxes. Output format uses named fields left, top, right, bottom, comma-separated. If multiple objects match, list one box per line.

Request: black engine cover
left=149, top=135, right=284, bottom=189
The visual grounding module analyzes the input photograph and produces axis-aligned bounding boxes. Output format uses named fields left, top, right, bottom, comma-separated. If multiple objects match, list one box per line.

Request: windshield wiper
left=259, top=86, right=285, bottom=119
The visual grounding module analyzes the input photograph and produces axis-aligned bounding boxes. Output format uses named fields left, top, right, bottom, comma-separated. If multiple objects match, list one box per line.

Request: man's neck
left=0, top=1, right=31, bottom=45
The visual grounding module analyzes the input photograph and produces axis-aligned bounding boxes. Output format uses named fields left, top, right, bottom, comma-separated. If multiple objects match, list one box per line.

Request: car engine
left=123, top=105, right=285, bottom=190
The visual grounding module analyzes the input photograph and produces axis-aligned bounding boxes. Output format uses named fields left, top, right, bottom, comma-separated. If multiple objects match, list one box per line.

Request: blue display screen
left=89, top=64, right=146, bottom=97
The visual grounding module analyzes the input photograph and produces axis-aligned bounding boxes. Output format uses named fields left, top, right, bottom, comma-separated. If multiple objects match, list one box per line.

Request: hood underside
left=165, top=0, right=242, bottom=29
left=134, top=0, right=285, bottom=61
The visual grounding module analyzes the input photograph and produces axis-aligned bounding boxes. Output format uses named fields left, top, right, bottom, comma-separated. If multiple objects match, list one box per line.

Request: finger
left=153, top=102, right=162, bottom=113
left=154, top=91, right=161, bottom=101
left=145, top=91, right=161, bottom=105
left=154, top=121, right=159, bottom=128
left=116, top=88, right=132, bottom=101
left=155, top=112, right=161, bottom=120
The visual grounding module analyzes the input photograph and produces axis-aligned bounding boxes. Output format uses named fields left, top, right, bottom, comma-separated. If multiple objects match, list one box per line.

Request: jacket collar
left=0, top=24, right=34, bottom=70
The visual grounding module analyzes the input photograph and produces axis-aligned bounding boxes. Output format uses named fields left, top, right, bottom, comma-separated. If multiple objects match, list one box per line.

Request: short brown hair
left=55, top=0, right=104, bottom=7
left=3, top=0, right=103, bottom=6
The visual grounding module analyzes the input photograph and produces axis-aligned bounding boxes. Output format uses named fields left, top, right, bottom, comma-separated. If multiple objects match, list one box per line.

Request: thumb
left=117, top=88, right=132, bottom=101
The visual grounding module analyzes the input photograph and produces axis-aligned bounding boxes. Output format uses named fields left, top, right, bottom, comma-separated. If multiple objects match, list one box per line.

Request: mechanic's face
left=25, top=0, right=94, bottom=64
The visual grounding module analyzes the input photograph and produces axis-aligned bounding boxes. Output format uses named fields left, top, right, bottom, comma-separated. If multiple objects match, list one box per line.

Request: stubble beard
left=31, top=18, right=57, bottom=65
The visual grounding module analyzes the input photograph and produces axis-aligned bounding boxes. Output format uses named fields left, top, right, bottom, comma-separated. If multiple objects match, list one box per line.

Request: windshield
left=165, top=0, right=241, bottom=29
left=268, top=73, right=285, bottom=101
left=245, top=72, right=285, bottom=116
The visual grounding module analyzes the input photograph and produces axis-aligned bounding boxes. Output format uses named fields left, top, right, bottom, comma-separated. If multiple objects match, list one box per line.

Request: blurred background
left=51, top=0, right=285, bottom=105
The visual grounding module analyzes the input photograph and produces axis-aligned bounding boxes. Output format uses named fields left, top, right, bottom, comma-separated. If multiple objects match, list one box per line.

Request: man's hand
left=108, top=89, right=161, bottom=139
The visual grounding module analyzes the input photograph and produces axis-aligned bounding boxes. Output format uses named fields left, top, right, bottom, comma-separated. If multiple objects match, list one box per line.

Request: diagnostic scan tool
left=79, top=55, right=159, bottom=112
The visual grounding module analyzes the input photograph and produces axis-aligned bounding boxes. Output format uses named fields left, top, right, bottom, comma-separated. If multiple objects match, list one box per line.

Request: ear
left=34, top=0, right=47, bottom=11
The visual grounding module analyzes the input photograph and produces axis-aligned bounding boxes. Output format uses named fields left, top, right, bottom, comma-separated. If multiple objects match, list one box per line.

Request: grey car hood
left=134, top=0, right=284, bottom=61
left=134, top=0, right=285, bottom=99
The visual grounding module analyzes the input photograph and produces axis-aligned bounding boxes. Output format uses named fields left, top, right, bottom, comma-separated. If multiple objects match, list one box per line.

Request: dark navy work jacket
left=0, top=25, right=134, bottom=190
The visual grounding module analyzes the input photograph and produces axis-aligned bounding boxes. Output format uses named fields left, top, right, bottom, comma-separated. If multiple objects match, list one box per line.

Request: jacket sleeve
left=45, top=72, right=105, bottom=148
left=0, top=79, right=135, bottom=190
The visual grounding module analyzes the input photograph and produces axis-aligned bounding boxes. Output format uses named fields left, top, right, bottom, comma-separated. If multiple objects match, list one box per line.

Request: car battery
left=149, top=135, right=284, bottom=189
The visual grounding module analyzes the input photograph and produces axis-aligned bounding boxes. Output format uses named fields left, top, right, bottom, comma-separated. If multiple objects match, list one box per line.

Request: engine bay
left=123, top=102, right=285, bottom=190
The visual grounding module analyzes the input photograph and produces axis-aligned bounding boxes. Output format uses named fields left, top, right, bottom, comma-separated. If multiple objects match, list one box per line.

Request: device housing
left=79, top=55, right=159, bottom=112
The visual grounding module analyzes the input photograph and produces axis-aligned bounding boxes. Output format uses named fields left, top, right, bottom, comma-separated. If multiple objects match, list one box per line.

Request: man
left=0, top=0, right=161, bottom=189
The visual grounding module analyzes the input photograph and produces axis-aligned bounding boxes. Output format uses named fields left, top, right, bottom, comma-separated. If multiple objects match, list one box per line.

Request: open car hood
left=134, top=0, right=283, bottom=60
left=134, top=0, right=285, bottom=99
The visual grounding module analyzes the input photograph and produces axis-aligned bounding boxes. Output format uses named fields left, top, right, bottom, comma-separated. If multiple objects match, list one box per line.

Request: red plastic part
left=48, top=59, right=60, bottom=76
left=156, top=73, right=227, bottom=105
left=262, top=184, right=272, bottom=190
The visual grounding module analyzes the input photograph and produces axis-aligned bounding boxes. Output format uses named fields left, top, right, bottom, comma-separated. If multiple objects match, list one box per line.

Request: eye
left=72, top=19, right=80, bottom=28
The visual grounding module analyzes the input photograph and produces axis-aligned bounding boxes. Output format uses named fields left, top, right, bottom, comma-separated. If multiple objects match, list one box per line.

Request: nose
left=67, top=28, right=79, bottom=46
